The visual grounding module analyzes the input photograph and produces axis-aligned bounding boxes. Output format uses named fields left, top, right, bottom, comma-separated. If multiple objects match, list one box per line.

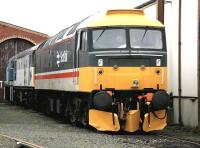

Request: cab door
left=73, top=30, right=88, bottom=85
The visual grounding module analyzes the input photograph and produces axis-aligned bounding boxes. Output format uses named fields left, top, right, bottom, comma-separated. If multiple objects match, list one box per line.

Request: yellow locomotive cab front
left=83, top=9, right=169, bottom=132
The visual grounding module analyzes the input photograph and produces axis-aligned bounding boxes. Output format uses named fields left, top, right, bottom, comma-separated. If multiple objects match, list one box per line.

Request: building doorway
left=0, top=38, right=34, bottom=101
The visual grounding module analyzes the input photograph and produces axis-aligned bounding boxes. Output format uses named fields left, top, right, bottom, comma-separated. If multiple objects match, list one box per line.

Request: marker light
left=133, top=80, right=139, bottom=88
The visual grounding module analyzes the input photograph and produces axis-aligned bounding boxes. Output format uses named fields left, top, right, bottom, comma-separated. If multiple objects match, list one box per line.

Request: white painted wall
left=143, top=0, right=199, bottom=127
left=179, top=0, right=198, bottom=127
left=181, top=0, right=198, bottom=97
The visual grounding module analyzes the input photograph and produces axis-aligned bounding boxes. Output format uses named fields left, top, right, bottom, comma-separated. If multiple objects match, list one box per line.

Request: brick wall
left=0, top=21, right=48, bottom=44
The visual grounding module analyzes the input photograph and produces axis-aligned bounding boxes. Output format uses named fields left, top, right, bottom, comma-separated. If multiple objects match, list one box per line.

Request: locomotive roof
left=78, top=9, right=163, bottom=29
left=7, top=44, right=40, bottom=63
left=7, top=9, right=164, bottom=64
left=39, top=9, right=164, bottom=48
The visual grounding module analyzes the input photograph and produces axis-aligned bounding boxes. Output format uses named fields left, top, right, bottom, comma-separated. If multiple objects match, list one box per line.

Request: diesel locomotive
left=5, top=9, right=169, bottom=132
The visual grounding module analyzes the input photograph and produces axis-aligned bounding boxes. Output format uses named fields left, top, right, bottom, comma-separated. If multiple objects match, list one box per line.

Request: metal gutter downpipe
left=178, top=0, right=183, bottom=126
left=157, top=0, right=165, bottom=24
left=198, top=0, right=200, bottom=129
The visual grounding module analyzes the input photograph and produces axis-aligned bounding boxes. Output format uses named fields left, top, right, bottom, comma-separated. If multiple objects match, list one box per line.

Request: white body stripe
left=35, top=68, right=79, bottom=91
left=35, top=68, right=75, bottom=76
left=35, top=78, right=79, bottom=91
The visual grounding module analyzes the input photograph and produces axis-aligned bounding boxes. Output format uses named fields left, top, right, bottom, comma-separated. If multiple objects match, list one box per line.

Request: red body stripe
left=35, top=71, right=79, bottom=80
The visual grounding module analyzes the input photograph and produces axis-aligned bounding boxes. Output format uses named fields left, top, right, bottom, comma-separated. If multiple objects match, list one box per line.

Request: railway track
left=160, top=134, right=200, bottom=147
left=0, top=133, right=44, bottom=148
left=1, top=104, right=200, bottom=147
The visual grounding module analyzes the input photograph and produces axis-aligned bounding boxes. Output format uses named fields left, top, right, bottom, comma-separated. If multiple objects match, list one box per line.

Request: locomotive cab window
left=129, top=29, right=163, bottom=49
left=92, top=29, right=126, bottom=49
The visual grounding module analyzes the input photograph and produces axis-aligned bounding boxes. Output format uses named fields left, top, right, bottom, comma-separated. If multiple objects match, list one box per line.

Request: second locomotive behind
left=5, top=9, right=169, bottom=132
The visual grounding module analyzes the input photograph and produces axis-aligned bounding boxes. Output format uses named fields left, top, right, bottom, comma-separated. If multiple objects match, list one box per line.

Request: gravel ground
left=160, top=125, right=200, bottom=144
left=0, top=103, right=199, bottom=148
left=0, top=136, right=17, bottom=148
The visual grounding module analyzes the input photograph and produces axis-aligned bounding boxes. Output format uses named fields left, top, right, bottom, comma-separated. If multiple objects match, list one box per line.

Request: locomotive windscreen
left=91, top=27, right=164, bottom=51
left=129, top=28, right=163, bottom=49
left=92, top=28, right=127, bottom=49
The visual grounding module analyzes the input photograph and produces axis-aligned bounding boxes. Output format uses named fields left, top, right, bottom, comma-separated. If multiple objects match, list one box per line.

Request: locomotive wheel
left=69, top=113, right=76, bottom=124
left=45, top=99, right=51, bottom=115
left=69, top=104, right=76, bottom=124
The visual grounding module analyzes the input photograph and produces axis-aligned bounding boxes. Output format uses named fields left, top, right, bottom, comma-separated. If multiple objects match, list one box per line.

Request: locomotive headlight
left=98, top=68, right=104, bottom=75
left=133, top=80, right=139, bottom=88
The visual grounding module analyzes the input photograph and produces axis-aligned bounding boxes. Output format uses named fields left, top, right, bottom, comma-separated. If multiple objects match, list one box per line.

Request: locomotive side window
left=13, top=61, right=16, bottom=81
left=68, top=23, right=80, bottom=36
left=129, top=29, right=163, bottom=49
left=80, top=31, right=87, bottom=51
left=46, top=35, right=57, bottom=46
left=92, top=29, right=126, bottom=49
left=63, top=26, right=73, bottom=39
left=55, top=28, right=68, bottom=43
left=30, top=53, right=36, bottom=67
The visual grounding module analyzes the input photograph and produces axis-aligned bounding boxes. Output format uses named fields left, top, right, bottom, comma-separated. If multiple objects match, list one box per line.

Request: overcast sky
left=0, top=0, right=147, bottom=36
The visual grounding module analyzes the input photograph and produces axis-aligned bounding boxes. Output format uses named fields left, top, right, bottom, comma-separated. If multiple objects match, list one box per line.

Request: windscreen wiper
left=96, top=27, right=110, bottom=42
left=96, top=29, right=106, bottom=41
left=141, top=27, right=148, bottom=42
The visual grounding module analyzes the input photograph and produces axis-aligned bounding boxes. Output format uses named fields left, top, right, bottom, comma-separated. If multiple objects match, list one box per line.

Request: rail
left=0, top=133, right=44, bottom=148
